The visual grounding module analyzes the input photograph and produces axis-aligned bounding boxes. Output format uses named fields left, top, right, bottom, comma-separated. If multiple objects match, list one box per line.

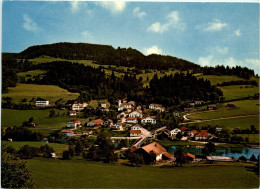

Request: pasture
left=27, top=158, right=259, bottom=188
left=197, top=75, right=247, bottom=85
left=2, top=83, right=79, bottom=103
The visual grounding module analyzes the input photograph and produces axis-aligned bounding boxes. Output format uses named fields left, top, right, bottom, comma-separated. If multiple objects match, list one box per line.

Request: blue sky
left=2, top=1, right=259, bottom=73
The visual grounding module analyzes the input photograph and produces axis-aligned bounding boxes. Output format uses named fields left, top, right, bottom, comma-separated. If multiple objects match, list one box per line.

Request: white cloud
left=198, top=55, right=213, bottom=67
left=23, top=14, right=42, bottom=33
left=245, top=59, right=260, bottom=73
left=96, top=1, right=126, bottom=14
left=216, top=47, right=228, bottom=54
left=81, top=30, right=92, bottom=38
left=196, top=19, right=227, bottom=31
left=133, top=7, right=146, bottom=19
left=70, top=1, right=88, bottom=13
left=234, top=29, right=241, bottom=36
left=147, top=11, right=186, bottom=34
left=144, top=45, right=162, bottom=55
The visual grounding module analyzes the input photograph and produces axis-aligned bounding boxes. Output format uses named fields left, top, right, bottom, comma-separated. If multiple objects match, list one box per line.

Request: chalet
left=136, top=142, right=172, bottom=163
left=130, top=130, right=141, bottom=137
left=167, top=128, right=181, bottom=137
left=100, top=102, right=107, bottom=108
left=207, top=105, right=217, bottom=110
left=61, top=129, right=74, bottom=137
left=194, top=131, right=211, bottom=140
left=184, top=152, right=196, bottom=163
left=149, top=103, right=165, bottom=112
left=129, top=110, right=143, bottom=118
left=184, top=108, right=193, bottom=112
left=35, top=98, right=49, bottom=107
left=67, top=120, right=81, bottom=129
left=69, top=110, right=77, bottom=116
left=112, top=122, right=123, bottom=131
left=126, top=117, right=138, bottom=124
left=87, top=119, right=104, bottom=127
left=141, top=116, right=156, bottom=124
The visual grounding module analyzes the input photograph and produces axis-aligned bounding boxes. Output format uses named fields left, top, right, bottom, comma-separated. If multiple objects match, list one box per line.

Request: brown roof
left=130, top=130, right=141, bottom=134
left=92, top=119, right=104, bottom=125
left=141, top=142, right=166, bottom=156
left=195, top=131, right=211, bottom=137
left=127, top=117, right=137, bottom=120
left=71, top=120, right=80, bottom=123
left=192, top=130, right=199, bottom=135
left=93, top=125, right=101, bottom=130
left=121, top=103, right=131, bottom=106
left=184, top=152, right=195, bottom=159
left=129, top=147, right=139, bottom=152
left=141, top=115, right=156, bottom=120
left=162, top=152, right=173, bottom=159
left=70, top=110, right=77, bottom=113
left=61, top=129, right=74, bottom=134
left=179, top=126, right=187, bottom=131
left=195, top=101, right=204, bottom=103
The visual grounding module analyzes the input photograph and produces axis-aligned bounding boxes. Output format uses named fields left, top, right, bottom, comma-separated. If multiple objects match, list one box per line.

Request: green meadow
left=197, top=75, right=247, bottom=85
left=27, top=158, right=259, bottom=188
left=187, top=100, right=259, bottom=120
left=2, top=141, right=68, bottom=154
left=2, top=83, right=79, bottom=103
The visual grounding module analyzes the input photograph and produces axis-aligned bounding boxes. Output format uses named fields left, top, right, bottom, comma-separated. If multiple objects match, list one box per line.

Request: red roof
left=129, top=147, right=139, bottom=152
left=180, top=126, right=187, bottom=131
left=142, top=142, right=166, bottom=156
left=195, top=131, right=211, bottom=137
left=141, top=115, right=156, bottom=120
left=61, top=129, right=74, bottom=134
left=195, top=101, right=204, bottom=103
left=192, top=130, right=199, bottom=135
left=184, top=152, right=195, bottom=159
left=70, top=110, right=77, bottom=113
left=130, top=130, right=141, bottom=134
left=93, top=125, right=101, bottom=130
left=71, top=120, right=80, bottom=123
left=127, top=117, right=137, bottom=120
left=92, top=119, right=104, bottom=125
left=162, top=152, right=173, bottom=159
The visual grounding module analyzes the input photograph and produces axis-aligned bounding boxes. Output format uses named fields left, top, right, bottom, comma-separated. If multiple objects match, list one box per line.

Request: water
left=168, top=146, right=260, bottom=159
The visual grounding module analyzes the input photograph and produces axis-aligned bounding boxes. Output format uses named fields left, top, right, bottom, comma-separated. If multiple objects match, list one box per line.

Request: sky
left=2, top=1, right=259, bottom=73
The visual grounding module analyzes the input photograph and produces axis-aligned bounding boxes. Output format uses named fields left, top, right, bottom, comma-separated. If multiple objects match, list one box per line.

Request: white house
left=129, top=111, right=143, bottom=118
left=100, top=102, right=107, bottom=108
left=173, top=112, right=180, bottom=117
left=87, top=119, right=104, bottom=127
left=131, top=125, right=141, bottom=130
left=112, top=123, right=123, bottom=131
left=71, top=102, right=88, bottom=111
left=130, top=130, right=141, bottom=137
left=126, top=117, right=138, bottom=124
left=141, top=116, right=156, bottom=124
left=167, top=128, right=181, bottom=136
left=61, top=129, right=74, bottom=137
left=69, top=110, right=77, bottom=116
left=149, top=103, right=165, bottom=112
left=36, top=98, right=49, bottom=107
left=67, top=120, right=81, bottom=129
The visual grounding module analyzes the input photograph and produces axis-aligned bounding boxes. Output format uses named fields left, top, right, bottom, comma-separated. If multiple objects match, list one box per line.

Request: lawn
left=2, top=141, right=68, bottom=154
left=27, top=158, right=259, bottom=188
left=219, top=85, right=259, bottom=101
left=185, top=116, right=259, bottom=131
left=2, top=83, right=79, bottom=103
left=187, top=100, right=259, bottom=120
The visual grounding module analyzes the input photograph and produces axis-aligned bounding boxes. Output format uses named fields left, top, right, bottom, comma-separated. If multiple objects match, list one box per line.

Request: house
left=149, top=103, right=165, bottom=112
left=126, top=117, right=138, bottom=124
left=61, top=129, right=74, bottom=137
left=93, top=125, right=101, bottom=131
left=129, top=101, right=136, bottom=106
left=69, top=110, right=77, bottom=116
left=129, top=110, right=143, bottom=118
left=71, top=102, right=88, bottom=111
left=118, top=99, right=127, bottom=107
left=207, top=105, right=217, bottom=110
left=189, top=102, right=195, bottom=106
left=104, top=119, right=113, bottom=127
left=35, top=98, right=49, bottom=107
left=121, top=103, right=132, bottom=109
left=131, top=125, right=141, bottom=130
left=184, top=152, right=196, bottom=163
left=135, top=142, right=172, bottom=163
left=141, top=116, right=156, bottom=124
left=179, top=126, right=188, bottom=134
left=100, top=102, right=107, bottom=108
left=67, top=120, right=81, bottom=129
left=167, top=128, right=181, bottom=137
left=206, top=156, right=234, bottom=162
left=194, top=131, right=211, bottom=140
left=87, top=119, right=104, bottom=127
left=184, top=108, right=193, bottom=112
left=112, top=122, right=123, bottom=130
left=130, top=130, right=141, bottom=137
left=51, top=153, right=56, bottom=158
left=173, top=112, right=180, bottom=117
left=186, top=129, right=195, bottom=137
left=162, top=152, right=174, bottom=160
left=136, top=105, right=142, bottom=110
left=195, top=101, right=205, bottom=105
left=216, top=126, right=223, bottom=132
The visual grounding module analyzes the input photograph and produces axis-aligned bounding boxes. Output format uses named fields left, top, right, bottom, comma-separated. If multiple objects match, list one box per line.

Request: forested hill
left=19, top=42, right=200, bottom=71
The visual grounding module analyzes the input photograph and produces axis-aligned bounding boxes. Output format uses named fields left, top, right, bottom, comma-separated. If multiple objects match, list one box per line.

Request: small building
left=179, top=126, right=188, bottom=134
left=130, top=130, right=141, bottom=137
left=126, top=117, right=138, bottom=124
left=207, top=105, right=217, bottom=110
left=216, top=126, right=223, bottom=132
left=184, top=108, right=193, bottom=112
left=104, top=119, right=113, bottom=127
left=141, top=116, right=156, bottom=124
left=194, top=131, right=211, bottom=140
left=61, top=129, right=74, bottom=137
left=184, top=152, right=196, bottom=163
left=129, top=110, right=143, bottom=118
left=131, top=125, right=141, bottom=130
left=149, top=103, right=165, bottom=112
left=206, top=156, right=233, bottom=162
left=69, top=110, right=77, bottom=116
left=87, top=119, right=104, bottom=127
left=100, top=102, right=107, bottom=108
left=93, top=125, right=101, bottom=131
left=112, top=123, right=123, bottom=131
left=167, top=128, right=181, bottom=137
left=129, top=101, right=136, bottom=106
left=173, top=112, right=180, bottom=117
left=71, top=102, right=88, bottom=111
left=51, top=153, right=56, bottom=158
left=35, top=98, right=49, bottom=107
left=194, top=101, right=205, bottom=105
left=67, top=120, right=81, bottom=129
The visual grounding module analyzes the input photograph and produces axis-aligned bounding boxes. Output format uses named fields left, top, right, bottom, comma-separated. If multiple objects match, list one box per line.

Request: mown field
left=27, top=158, right=259, bottom=188
left=187, top=100, right=259, bottom=120
left=2, top=141, right=68, bottom=154
left=2, top=83, right=79, bottom=103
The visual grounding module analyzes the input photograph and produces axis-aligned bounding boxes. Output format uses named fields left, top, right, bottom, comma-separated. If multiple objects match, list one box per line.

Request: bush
left=62, top=150, right=72, bottom=160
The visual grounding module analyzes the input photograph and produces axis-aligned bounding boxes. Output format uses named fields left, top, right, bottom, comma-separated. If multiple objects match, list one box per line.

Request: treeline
left=202, top=65, right=255, bottom=79
left=217, top=80, right=258, bottom=86
left=2, top=127, right=44, bottom=141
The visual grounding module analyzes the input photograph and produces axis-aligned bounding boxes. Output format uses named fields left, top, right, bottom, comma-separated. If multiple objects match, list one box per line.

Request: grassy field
left=2, top=83, right=79, bottom=103
left=219, top=85, right=259, bottom=101
left=17, top=70, right=47, bottom=80
left=2, top=141, right=68, bottom=154
left=187, top=100, right=259, bottom=120
left=237, top=134, right=260, bottom=144
left=185, top=116, right=259, bottom=130
left=197, top=75, right=247, bottom=85
left=27, top=158, right=259, bottom=188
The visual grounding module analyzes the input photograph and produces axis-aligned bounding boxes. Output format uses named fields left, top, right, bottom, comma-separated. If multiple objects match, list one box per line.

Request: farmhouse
left=67, top=120, right=81, bottom=129
left=61, top=129, right=74, bottom=137
left=87, top=119, right=104, bottom=127
left=35, top=98, right=49, bottom=107
left=126, top=117, right=138, bottom=124
left=129, top=110, right=143, bottom=118
left=149, top=103, right=165, bottom=112
left=141, top=116, right=156, bottom=124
